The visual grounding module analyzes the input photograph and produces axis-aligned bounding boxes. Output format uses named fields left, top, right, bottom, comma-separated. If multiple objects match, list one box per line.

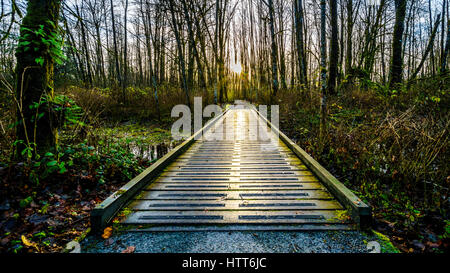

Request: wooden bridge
left=91, top=102, right=371, bottom=231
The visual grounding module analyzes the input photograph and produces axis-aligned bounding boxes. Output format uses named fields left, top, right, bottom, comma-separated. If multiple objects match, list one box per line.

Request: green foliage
left=19, top=196, right=33, bottom=208
left=441, top=220, right=450, bottom=240
left=10, top=94, right=84, bottom=160
left=277, top=78, right=448, bottom=242
left=17, top=21, right=66, bottom=66
left=46, top=94, right=84, bottom=128
left=19, top=139, right=149, bottom=186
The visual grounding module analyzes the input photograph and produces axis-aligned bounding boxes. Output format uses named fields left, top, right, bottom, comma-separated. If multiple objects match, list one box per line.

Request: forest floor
left=0, top=120, right=174, bottom=253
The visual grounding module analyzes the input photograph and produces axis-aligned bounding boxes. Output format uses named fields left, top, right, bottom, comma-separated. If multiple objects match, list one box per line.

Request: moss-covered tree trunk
left=15, top=0, right=62, bottom=156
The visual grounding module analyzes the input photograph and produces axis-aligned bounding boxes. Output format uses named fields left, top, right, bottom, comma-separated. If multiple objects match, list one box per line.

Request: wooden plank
left=129, top=199, right=343, bottom=211
left=169, top=162, right=306, bottom=168
left=146, top=182, right=324, bottom=191
left=151, top=176, right=319, bottom=183
left=159, top=170, right=315, bottom=177
left=164, top=165, right=309, bottom=171
left=138, top=189, right=333, bottom=200
left=174, top=158, right=303, bottom=163
left=122, top=210, right=350, bottom=224
left=154, top=175, right=316, bottom=182
left=124, top=224, right=354, bottom=232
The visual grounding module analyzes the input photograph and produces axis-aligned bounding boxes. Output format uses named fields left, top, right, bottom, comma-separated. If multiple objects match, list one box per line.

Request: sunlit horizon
left=230, top=62, right=242, bottom=75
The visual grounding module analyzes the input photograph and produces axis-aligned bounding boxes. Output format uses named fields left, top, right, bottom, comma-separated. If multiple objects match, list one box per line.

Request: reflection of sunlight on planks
left=122, top=103, right=353, bottom=229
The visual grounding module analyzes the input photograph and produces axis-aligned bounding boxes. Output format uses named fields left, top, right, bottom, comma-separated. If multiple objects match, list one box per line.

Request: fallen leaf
left=101, top=227, right=113, bottom=239
left=0, top=237, right=10, bottom=246
left=121, top=246, right=135, bottom=253
left=426, top=242, right=440, bottom=249
left=21, top=235, right=39, bottom=252
left=104, top=238, right=115, bottom=246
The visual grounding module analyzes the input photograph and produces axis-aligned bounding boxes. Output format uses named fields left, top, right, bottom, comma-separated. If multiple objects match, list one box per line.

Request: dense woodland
left=0, top=0, right=448, bottom=253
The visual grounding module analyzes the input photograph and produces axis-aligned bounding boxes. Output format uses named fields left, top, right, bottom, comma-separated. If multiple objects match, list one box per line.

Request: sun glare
left=230, top=62, right=243, bottom=74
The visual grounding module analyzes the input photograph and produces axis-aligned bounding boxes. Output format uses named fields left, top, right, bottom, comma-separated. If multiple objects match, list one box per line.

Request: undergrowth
left=273, top=75, right=449, bottom=253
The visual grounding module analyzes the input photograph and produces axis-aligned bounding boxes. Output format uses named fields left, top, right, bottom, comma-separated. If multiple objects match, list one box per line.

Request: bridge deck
left=120, top=105, right=353, bottom=229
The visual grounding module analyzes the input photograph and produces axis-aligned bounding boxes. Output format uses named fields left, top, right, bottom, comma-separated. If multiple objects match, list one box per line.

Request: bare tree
left=319, top=0, right=327, bottom=145
left=294, top=0, right=307, bottom=88
left=389, top=0, right=407, bottom=89
left=328, top=0, right=339, bottom=95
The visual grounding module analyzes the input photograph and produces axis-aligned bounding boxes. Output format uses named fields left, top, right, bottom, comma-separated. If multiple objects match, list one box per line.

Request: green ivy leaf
left=46, top=160, right=58, bottom=167
left=35, top=57, right=44, bottom=66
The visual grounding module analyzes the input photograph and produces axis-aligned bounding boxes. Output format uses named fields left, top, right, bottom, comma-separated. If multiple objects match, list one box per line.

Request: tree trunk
left=181, top=0, right=207, bottom=99
left=142, top=0, right=160, bottom=119
left=267, top=0, right=279, bottom=102
left=76, top=4, right=93, bottom=88
left=441, top=0, right=447, bottom=66
left=345, top=0, right=353, bottom=76
left=63, top=12, right=86, bottom=84
left=110, top=0, right=122, bottom=88
left=328, top=0, right=339, bottom=95
left=122, top=0, right=129, bottom=104
left=319, top=0, right=327, bottom=147
left=278, top=0, right=287, bottom=90
left=294, top=0, right=307, bottom=88
left=15, top=0, right=62, bottom=155
left=441, top=18, right=450, bottom=74
left=409, top=14, right=441, bottom=81
left=389, top=0, right=407, bottom=89
left=169, top=0, right=191, bottom=108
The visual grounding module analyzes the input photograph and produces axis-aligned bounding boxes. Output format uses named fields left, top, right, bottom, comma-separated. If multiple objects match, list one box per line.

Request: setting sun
left=230, top=62, right=242, bottom=74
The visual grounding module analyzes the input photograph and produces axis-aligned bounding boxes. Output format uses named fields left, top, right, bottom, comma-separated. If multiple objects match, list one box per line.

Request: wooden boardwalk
left=118, top=104, right=357, bottom=229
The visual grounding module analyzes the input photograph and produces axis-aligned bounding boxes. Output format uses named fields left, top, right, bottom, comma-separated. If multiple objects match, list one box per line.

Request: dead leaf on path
left=121, top=246, right=135, bottom=253
left=21, top=235, right=39, bottom=252
left=101, top=227, right=113, bottom=239
left=104, top=238, right=115, bottom=246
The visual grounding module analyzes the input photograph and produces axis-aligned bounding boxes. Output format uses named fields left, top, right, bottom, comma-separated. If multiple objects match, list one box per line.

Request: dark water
left=130, top=141, right=178, bottom=161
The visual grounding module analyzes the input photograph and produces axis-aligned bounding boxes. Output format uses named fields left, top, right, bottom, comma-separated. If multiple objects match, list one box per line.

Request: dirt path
left=81, top=229, right=392, bottom=253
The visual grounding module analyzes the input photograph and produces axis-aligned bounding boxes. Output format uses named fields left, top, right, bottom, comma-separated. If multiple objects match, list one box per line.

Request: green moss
left=134, top=190, right=147, bottom=200
left=328, top=210, right=351, bottom=223
left=372, top=230, right=401, bottom=253
left=114, top=189, right=127, bottom=197
left=119, top=207, right=133, bottom=217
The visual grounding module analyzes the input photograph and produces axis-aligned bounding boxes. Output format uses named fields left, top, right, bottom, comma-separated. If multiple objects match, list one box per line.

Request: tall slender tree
left=389, top=0, right=407, bottom=89
left=123, top=0, right=129, bottom=104
left=168, top=0, right=191, bottom=108
left=441, top=18, right=449, bottom=74
left=267, top=0, right=279, bottom=102
left=345, top=0, right=353, bottom=76
left=328, top=0, right=339, bottom=95
left=110, top=0, right=121, bottom=88
left=319, top=0, right=327, bottom=145
left=294, top=0, right=307, bottom=88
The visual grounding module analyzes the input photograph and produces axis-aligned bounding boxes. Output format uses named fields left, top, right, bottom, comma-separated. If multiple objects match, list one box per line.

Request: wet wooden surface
left=122, top=106, right=352, bottom=229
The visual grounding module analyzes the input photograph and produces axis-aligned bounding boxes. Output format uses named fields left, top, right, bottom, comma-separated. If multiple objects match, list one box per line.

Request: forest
left=0, top=0, right=448, bottom=253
